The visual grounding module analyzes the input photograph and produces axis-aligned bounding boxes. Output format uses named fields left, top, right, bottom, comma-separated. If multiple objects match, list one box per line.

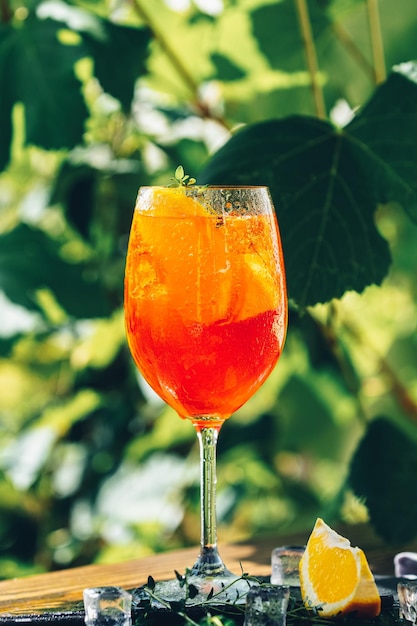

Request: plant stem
left=131, top=0, right=230, bottom=130
left=132, top=0, right=198, bottom=96
left=366, top=0, right=386, bottom=83
left=294, top=0, right=326, bottom=119
left=331, top=21, right=375, bottom=82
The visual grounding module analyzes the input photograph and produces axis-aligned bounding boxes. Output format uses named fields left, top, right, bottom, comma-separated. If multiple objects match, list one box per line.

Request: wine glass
left=124, top=185, right=287, bottom=602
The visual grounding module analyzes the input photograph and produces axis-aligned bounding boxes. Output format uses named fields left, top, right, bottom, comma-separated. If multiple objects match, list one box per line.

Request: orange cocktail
left=124, top=186, right=287, bottom=427
left=124, top=184, right=287, bottom=594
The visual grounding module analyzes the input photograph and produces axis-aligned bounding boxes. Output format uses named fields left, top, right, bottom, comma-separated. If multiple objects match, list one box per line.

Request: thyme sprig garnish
left=169, top=165, right=197, bottom=187
left=134, top=570, right=259, bottom=625
left=134, top=570, right=397, bottom=626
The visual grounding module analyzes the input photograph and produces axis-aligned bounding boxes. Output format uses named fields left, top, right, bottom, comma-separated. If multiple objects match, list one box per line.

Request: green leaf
left=210, top=53, right=246, bottom=81
left=36, top=1, right=151, bottom=111
left=0, top=24, right=15, bottom=170
left=200, top=63, right=417, bottom=307
left=174, top=569, right=184, bottom=583
left=0, top=16, right=87, bottom=160
left=250, top=0, right=330, bottom=73
left=175, top=165, right=185, bottom=181
left=0, top=10, right=151, bottom=171
left=51, top=162, right=96, bottom=240
left=347, top=62, right=417, bottom=223
left=199, top=116, right=390, bottom=307
left=0, top=224, right=109, bottom=319
left=82, top=20, right=151, bottom=112
left=187, top=583, right=199, bottom=599
left=50, top=148, right=142, bottom=242
left=349, top=417, right=417, bottom=544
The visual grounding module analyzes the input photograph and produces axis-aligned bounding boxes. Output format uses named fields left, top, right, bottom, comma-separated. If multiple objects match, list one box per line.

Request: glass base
left=133, top=569, right=254, bottom=608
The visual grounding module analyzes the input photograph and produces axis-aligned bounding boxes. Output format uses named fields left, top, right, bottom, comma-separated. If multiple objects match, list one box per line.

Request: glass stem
left=191, top=424, right=228, bottom=577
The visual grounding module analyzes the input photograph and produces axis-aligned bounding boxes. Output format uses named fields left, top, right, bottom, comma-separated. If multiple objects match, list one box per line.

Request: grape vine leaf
left=199, top=62, right=417, bottom=308
left=0, top=10, right=150, bottom=171
left=348, top=417, right=417, bottom=544
left=0, top=224, right=110, bottom=319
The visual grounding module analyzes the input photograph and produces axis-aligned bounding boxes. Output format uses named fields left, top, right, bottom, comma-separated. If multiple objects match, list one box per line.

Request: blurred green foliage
left=0, top=0, right=417, bottom=579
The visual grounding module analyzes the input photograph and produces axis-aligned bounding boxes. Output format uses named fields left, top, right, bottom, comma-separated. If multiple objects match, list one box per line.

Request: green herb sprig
left=134, top=570, right=257, bottom=626
left=133, top=569, right=398, bottom=626
left=170, top=165, right=197, bottom=187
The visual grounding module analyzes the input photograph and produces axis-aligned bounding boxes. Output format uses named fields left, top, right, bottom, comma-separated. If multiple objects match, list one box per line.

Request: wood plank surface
left=0, top=543, right=269, bottom=615
left=0, top=524, right=415, bottom=616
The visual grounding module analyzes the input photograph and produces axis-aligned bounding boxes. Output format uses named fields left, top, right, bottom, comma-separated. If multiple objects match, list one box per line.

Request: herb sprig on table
left=132, top=571, right=399, bottom=626
left=134, top=570, right=256, bottom=626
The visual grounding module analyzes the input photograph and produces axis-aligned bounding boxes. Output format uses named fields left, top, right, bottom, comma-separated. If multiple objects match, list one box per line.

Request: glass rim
left=138, top=185, right=270, bottom=190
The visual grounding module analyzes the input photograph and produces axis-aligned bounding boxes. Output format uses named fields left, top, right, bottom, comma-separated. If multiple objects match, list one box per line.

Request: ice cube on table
left=83, top=586, right=132, bottom=626
left=398, top=581, right=417, bottom=624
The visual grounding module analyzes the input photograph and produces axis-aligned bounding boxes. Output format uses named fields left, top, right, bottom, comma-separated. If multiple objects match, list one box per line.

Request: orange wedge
left=299, top=518, right=381, bottom=619
left=138, top=186, right=209, bottom=218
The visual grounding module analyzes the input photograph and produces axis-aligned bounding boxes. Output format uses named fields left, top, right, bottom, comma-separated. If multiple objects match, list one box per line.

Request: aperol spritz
left=124, top=184, right=287, bottom=600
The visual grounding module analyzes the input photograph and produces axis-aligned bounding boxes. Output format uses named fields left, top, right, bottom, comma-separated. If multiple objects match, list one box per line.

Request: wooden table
left=0, top=524, right=415, bottom=618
